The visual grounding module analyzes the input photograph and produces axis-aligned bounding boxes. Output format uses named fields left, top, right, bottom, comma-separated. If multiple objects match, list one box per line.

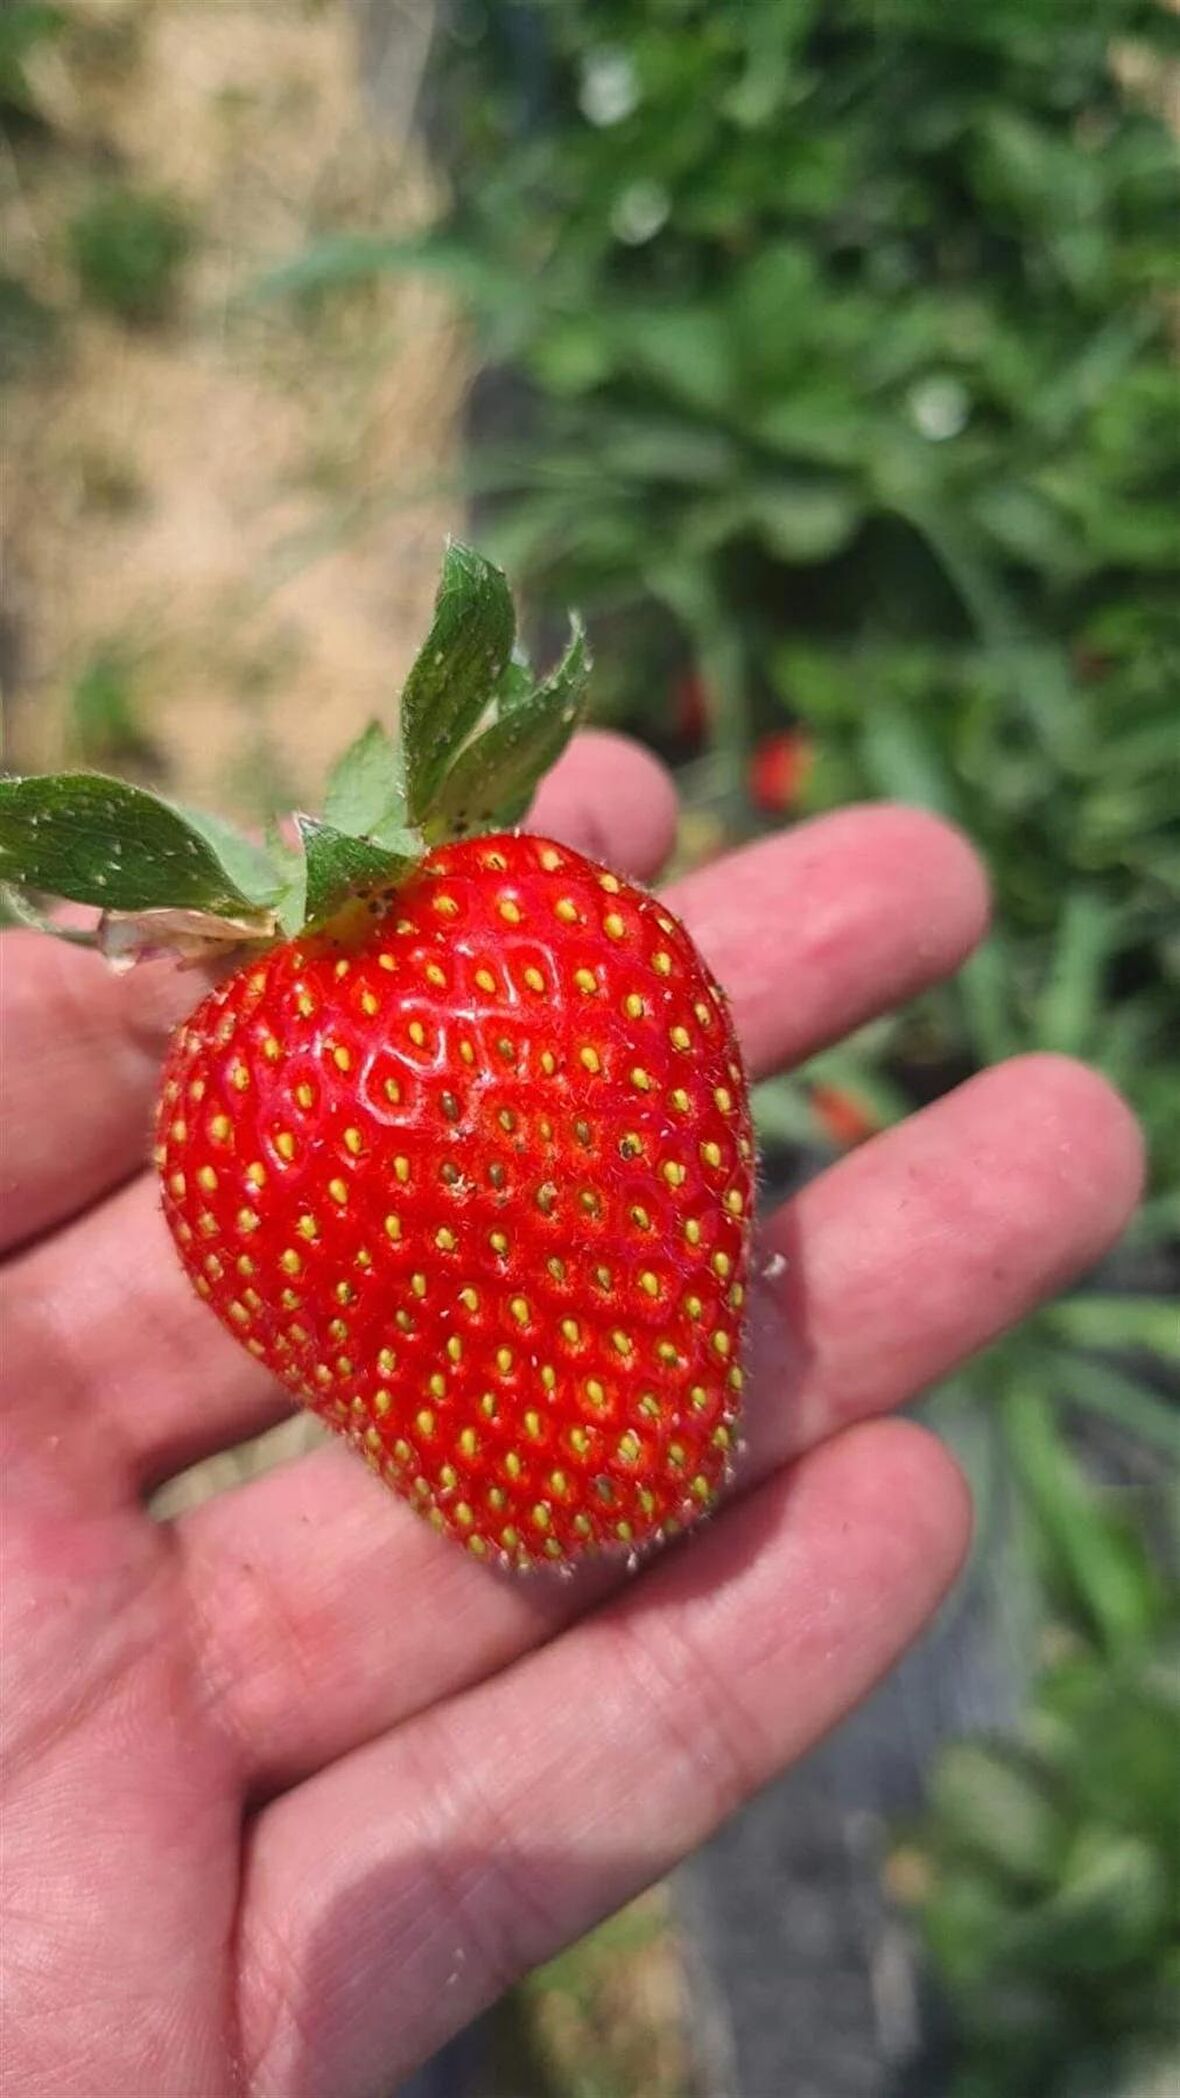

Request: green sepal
left=0, top=772, right=281, bottom=920
left=296, top=815, right=419, bottom=926
left=494, top=647, right=535, bottom=716
left=322, top=720, right=408, bottom=839
left=170, top=803, right=287, bottom=908
left=426, top=616, right=591, bottom=836
left=267, top=821, right=308, bottom=939
left=400, top=541, right=516, bottom=822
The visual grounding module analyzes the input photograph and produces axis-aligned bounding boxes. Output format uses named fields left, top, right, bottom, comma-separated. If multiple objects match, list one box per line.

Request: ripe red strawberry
left=811, top=1082, right=879, bottom=1150
left=0, top=543, right=755, bottom=1569
left=748, top=728, right=813, bottom=818
left=155, top=835, right=753, bottom=1567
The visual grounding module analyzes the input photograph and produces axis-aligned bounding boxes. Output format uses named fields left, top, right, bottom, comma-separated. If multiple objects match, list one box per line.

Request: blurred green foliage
left=898, top=1392, right=1179, bottom=2097
left=401, top=0, right=1180, bottom=1197
left=69, top=648, right=158, bottom=770
left=0, top=3, right=64, bottom=129
left=68, top=183, right=194, bottom=326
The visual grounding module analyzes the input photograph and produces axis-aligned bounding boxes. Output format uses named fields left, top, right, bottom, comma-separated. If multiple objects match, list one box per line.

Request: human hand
left=0, top=736, right=1143, bottom=2097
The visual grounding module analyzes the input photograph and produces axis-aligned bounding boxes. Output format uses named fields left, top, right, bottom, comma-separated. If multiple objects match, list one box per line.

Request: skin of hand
left=0, top=733, right=1144, bottom=2098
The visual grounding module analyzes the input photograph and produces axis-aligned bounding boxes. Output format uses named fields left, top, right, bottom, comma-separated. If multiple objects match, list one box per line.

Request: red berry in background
left=749, top=729, right=813, bottom=817
left=811, top=1083, right=879, bottom=1150
left=672, top=665, right=711, bottom=748
left=1, top=545, right=756, bottom=1572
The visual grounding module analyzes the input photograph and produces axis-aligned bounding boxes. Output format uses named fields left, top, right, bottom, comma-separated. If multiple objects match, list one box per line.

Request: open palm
left=1, top=736, right=1142, bottom=2098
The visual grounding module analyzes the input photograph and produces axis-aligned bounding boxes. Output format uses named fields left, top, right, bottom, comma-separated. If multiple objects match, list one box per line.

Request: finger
left=0, top=736, right=678, bottom=1259
left=0, top=934, right=219, bottom=1257
left=529, top=728, right=679, bottom=881
left=0, top=1180, right=291, bottom=1502
left=236, top=1420, right=969, bottom=2097
left=179, top=1053, right=1140, bottom=1799
left=663, top=803, right=989, bottom=1080
left=747, top=1050, right=1146, bottom=1460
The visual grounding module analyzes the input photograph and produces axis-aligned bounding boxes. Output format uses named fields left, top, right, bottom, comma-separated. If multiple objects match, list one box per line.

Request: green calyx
left=0, top=543, right=590, bottom=955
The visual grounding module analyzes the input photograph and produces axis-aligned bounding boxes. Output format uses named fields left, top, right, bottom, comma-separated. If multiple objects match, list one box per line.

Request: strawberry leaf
left=297, top=816, right=418, bottom=925
left=494, top=647, right=535, bottom=716
left=401, top=542, right=516, bottom=823
left=0, top=773, right=281, bottom=918
left=322, top=721, right=407, bottom=838
left=426, top=616, right=590, bottom=836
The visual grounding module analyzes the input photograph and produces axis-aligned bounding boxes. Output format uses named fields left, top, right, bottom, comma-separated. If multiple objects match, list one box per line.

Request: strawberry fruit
left=0, top=545, right=754, bottom=1568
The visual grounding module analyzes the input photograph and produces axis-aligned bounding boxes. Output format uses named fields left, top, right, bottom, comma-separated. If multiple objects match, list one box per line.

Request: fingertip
left=815, top=802, right=993, bottom=963
left=856, top=1415, right=975, bottom=1591
left=528, top=730, right=678, bottom=881
left=998, top=1052, right=1147, bottom=1247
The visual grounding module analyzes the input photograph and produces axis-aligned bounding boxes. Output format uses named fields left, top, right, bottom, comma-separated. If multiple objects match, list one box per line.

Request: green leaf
left=400, top=542, right=516, bottom=823
left=1003, top=1383, right=1166, bottom=1656
left=296, top=817, right=418, bottom=927
left=322, top=721, right=407, bottom=838
left=426, top=617, right=591, bottom=837
left=1047, top=1297, right=1180, bottom=1364
left=1001, top=1830, right=1168, bottom=1978
left=1033, top=891, right=1115, bottom=1057
left=957, top=936, right=1020, bottom=1065
left=930, top=1741, right=1069, bottom=1889
left=0, top=773, right=280, bottom=918
left=860, top=705, right=958, bottom=817
left=1056, top=1354, right=1180, bottom=1462
left=620, top=306, right=733, bottom=417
